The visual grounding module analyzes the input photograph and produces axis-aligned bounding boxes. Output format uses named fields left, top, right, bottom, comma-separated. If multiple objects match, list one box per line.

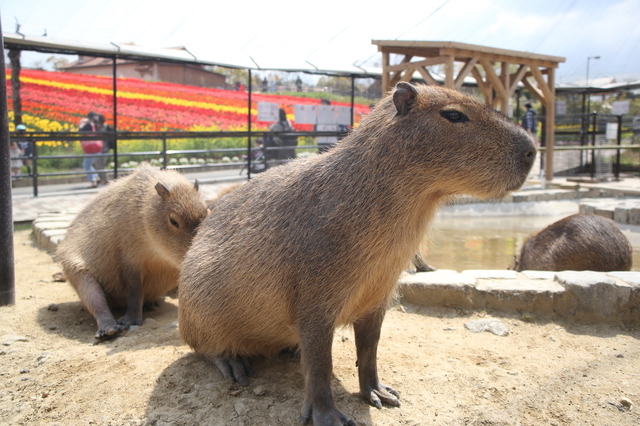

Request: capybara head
left=356, top=82, right=536, bottom=200
left=146, top=178, right=209, bottom=264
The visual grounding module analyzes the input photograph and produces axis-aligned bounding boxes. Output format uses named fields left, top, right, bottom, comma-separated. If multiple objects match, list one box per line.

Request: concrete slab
left=555, top=271, right=633, bottom=323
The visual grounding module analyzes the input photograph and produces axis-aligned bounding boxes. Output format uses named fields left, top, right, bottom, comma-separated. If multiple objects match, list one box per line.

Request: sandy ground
left=1, top=229, right=639, bottom=426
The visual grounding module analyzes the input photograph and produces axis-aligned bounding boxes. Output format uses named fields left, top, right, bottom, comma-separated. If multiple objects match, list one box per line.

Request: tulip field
left=6, top=69, right=371, bottom=133
left=7, top=69, right=374, bottom=175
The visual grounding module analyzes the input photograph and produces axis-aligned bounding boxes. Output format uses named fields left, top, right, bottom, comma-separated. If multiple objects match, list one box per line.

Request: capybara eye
left=170, top=218, right=180, bottom=229
left=440, top=110, right=469, bottom=123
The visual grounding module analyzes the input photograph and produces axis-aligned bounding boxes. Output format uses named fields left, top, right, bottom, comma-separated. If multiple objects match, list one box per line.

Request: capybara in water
left=57, top=164, right=208, bottom=339
left=514, top=213, right=632, bottom=272
left=179, top=82, right=536, bottom=425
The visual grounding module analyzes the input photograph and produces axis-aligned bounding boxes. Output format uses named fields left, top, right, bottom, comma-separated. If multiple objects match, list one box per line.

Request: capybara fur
left=514, top=213, right=632, bottom=272
left=57, top=163, right=208, bottom=339
left=178, top=82, right=536, bottom=425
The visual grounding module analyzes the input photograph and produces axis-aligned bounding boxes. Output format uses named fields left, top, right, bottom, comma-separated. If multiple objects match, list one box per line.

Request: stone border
left=399, top=270, right=640, bottom=326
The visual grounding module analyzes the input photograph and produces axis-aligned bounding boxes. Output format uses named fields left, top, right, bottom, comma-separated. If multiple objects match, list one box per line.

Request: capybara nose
left=524, top=146, right=536, bottom=169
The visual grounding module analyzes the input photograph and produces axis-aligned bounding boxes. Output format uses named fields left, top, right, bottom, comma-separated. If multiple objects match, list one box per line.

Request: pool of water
left=418, top=213, right=640, bottom=272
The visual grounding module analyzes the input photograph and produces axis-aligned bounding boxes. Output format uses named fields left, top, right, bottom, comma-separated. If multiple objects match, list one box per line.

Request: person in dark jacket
left=522, top=102, right=538, bottom=145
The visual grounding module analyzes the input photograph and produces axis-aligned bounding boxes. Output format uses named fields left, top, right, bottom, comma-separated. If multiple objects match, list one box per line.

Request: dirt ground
left=1, top=229, right=639, bottom=426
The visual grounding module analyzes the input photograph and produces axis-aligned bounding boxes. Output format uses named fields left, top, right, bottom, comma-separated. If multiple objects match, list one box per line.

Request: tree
left=208, top=66, right=251, bottom=87
left=46, top=56, right=70, bottom=71
left=8, top=49, right=22, bottom=126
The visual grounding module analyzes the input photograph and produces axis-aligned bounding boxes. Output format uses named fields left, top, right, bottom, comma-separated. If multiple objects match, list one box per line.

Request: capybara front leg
left=67, top=269, right=123, bottom=339
left=413, top=252, right=436, bottom=272
left=117, top=266, right=144, bottom=328
left=354, top=307, right=400, bottom=409
left=300, top=319, right=355, bottom=426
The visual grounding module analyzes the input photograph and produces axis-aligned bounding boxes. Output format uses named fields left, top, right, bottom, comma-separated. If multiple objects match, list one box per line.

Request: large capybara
left=57, top=163, right=208, bottom=339
left=179, top=82, right=536, bottom=425
left=514, top=213, right=632, bottom=272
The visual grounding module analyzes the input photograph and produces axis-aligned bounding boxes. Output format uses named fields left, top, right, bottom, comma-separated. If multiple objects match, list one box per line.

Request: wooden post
left=545, top=67, right=556, bottom=183
left=500, top=62, right=510, bottom=114
left=444, top=55, right=454, bottom=89
left=381, top=51, right=390, bottom=94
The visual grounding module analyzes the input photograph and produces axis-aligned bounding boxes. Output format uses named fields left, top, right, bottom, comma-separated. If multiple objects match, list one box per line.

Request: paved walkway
left=18, top=176, right=640, bottom=326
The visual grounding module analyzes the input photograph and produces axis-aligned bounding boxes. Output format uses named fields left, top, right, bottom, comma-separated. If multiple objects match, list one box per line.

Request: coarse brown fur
left=57, top=163, right=208, bottom=339
left=514, top=213, right=632, bottom=271
left=178, top=82, right=536, bottom=425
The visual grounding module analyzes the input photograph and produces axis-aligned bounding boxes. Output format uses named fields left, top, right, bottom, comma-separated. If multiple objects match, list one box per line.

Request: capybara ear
left=194, top=179, right=200, bottom=191
left=393, top=82, right=418, bottom=116
left=155, top=182, right=171, bottom=199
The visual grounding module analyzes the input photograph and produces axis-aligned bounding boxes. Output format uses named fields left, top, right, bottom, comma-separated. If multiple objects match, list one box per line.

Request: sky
left=2, top=0, right=640, bottom=85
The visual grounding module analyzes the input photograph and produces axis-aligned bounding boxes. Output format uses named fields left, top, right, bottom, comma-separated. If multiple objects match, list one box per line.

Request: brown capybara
left=514, top=213, right=632, bottom=272
left=57, top=163, right=208, bottom=339
left=179, top=82, right=536, bottom=425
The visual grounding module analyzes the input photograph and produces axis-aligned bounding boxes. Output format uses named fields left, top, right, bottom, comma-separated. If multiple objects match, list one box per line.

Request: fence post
left=247, top=69, right=252, bottom=181
left=162, top=137, right=168, bottom=170
left=32, top=140, right=38, bottom=197
left=0, top=20, right=15, bottom=307
left=615, top=114, right=622, bottom=180
left=590, top=112, right=597, bottom=180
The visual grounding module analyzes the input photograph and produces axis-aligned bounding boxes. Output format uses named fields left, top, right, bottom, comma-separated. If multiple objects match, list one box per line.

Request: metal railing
left=9, top=129, right=348, bottom=196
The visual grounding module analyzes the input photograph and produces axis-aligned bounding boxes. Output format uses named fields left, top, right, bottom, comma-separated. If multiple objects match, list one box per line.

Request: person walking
left=522, top=102, right=538, bottom=145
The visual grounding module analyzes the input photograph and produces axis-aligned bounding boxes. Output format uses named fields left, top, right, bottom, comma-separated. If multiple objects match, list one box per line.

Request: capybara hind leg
left=299, top=319, right=355, bottom=426
left=117, top=266, right=145, bottom=328
left=354, top=307, right=400, bottom=409
left=67, top=270, right=123, bottom=339
left=413, top=253, right=436, bottom=272
left=207, top=355, right=254, bottom=386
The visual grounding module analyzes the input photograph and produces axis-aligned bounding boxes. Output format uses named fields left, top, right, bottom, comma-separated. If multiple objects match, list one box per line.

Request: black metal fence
left=9, top=129, right=347, bottom=196
left=534, top=112, right=640, bottom=181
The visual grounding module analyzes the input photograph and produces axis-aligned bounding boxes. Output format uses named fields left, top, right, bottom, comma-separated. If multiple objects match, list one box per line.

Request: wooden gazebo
left=372, top=40, right=565, bottom=182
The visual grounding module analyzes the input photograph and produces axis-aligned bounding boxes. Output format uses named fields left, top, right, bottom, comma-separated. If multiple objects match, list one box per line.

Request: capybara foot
left=117, top=314, right=143, bottom=328
left=212, top=356, right=255, bottom=386
left=301, top=403, right=355, bottom=426
left=362, top=382, right=400, bottom=409
left=95, top=323, right=125, bottom=340
left=142, top=301, right=160, bottom=312
left=413, top=253, right=436, bottom=272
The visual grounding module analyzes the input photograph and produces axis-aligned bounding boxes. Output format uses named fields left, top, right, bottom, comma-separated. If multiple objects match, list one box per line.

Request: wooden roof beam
left=385, top=56, right=447, bottom=72
left=388, top=55, right=413, bottom=88
left=508, top=64, right=529, bottom=94
left=416, top=66, right=440, bottom=86
left=521, top=77, right=545, bottom=104
left=454, top=57, right=478, bottom=90
left=529, top=66, right=552, bottom=101
left=471, top=65, right=492, bottom=103
left=479, top=58, right=507, bottom=99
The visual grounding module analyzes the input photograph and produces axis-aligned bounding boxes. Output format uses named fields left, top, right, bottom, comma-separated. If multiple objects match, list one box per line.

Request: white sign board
left=294, top=104, right=317, bottom=124
left=606, top=122, right=619, bottom=140
left=257, top=102, right=279, bottom=122
left=316, top=123, right=338, bottom=145
left=612, top=100, right=630, bottom=115
left=556, top=101, right=567, bottom=115
left=317, top=105, right=337, bottom=124
left=336, top=106, right=352, bottom=125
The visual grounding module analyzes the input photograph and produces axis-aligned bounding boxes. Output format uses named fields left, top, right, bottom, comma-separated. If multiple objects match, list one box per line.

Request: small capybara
left=57, top=163, right=208, bottom=339
left=179, top=82, right=536, bottom=425
left=514, top=213, right=632, bottom=272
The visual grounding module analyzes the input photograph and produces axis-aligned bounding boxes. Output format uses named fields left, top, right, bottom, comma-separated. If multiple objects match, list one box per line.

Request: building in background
left=60, top=49, right=227, bottom=88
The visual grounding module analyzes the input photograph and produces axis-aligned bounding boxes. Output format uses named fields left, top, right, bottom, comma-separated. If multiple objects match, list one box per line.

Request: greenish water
left=419, top=215, right=640, bottom=272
